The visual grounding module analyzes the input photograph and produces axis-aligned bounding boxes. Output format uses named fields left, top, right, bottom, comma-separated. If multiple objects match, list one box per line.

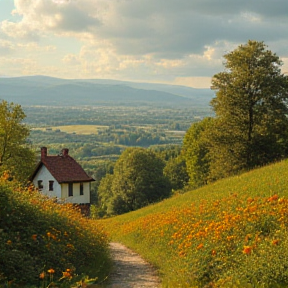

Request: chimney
left=62, top=148, right=69, bottom=157
left=41, top=147, right=47, bottom=160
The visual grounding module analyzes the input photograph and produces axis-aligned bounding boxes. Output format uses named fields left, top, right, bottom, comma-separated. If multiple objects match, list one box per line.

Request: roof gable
left=30, top=148, right=94, bottom=184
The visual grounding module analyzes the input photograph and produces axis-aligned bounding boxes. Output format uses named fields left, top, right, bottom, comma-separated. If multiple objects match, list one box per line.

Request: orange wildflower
left=211, top=249, right=217, bottom=256
left=6, top=240, right=12, bottom=245
left=197, top=243, right=204, bottom=250
left=243, top=246, right=252, bottom=254
left=268, top=194, right=278, bottom=202
left=47, top=268, right=55, bottom=274
left=272, top=239, right=280, bottom=245
left=39, top=272, right=45, bottom=279
left=32, top=234, right=37, bottom=241
left=62, top=270, right=72, bottom=279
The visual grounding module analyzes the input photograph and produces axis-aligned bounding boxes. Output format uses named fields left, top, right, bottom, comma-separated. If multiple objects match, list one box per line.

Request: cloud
left=0, top=0, right=287, bottom=86
left=0, top=40, right=14, bottom=55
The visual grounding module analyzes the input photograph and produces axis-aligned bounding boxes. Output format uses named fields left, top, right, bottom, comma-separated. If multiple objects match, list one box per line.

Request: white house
left=30, top=147, right=94, bottom=215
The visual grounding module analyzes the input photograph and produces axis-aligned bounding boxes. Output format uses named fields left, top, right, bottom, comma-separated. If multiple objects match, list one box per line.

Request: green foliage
left=163, top=156, right=189, bottom=191
left=0, top=100, right=35, bottom=183
left=0, top=177, right=111, bottom=286
left=99, top=147, right=171, bottom=215
left=100, top=159, right=288, bottom=287
left=208, top=40, right=288, bottom=180
left=182, top=117, right=213, bottom=188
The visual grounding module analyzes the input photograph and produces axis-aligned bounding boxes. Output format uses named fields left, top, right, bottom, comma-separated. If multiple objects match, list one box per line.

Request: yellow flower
left=6, top=240, right=12, bottom=245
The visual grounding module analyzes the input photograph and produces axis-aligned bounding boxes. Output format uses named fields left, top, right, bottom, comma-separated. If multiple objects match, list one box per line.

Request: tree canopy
left=207, top=40, right=288, bottom=179
left=182, top=117, right=213, bottom=188
left=0, top=100, right=35, bottom=182
left=98, top=147, right=171, bottom=215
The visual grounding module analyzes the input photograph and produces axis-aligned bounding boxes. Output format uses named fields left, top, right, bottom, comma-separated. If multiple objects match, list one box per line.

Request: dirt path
left=105, top=242, right=161, bottom=288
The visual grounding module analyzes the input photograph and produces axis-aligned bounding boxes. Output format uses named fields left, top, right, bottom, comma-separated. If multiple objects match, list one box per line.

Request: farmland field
left=32, top=125, right=109, bottom=135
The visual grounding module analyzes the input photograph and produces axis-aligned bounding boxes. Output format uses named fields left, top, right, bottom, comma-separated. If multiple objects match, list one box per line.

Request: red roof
left=30, top=152, right=94, bottom=184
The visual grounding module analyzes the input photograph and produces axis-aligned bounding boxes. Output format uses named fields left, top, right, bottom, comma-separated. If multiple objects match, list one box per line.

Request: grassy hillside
left=101, top=159, right=288, bottom=287
left=0, top=175, right=111, bottom=287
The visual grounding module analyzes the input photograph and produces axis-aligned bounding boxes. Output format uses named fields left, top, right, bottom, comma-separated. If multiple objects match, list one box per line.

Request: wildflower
left=62, top=269, right=72, bottom=279
left=47, top=232, right=51, bottom=239
left=39, top=272, right=45, bottom=279
left=243, top=246, right=252, bottom=254
left=272, top=239, right=280, bottom=245
left=227, top=235, right=235, bottom=241
left=268, top=194, right=278, bottom=202
left=197, top=243, right=204, bottom=250
left=47, top=268, right=55, bottom=274
left=6, top=240, right=12, bottom=245
left=212, top=249, right=217, bottom=256
left=32, top=234, right=37, bottom=241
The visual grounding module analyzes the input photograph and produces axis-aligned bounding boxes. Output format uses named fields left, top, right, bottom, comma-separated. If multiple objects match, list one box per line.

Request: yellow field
left=34, top=125, right=109, bottom=135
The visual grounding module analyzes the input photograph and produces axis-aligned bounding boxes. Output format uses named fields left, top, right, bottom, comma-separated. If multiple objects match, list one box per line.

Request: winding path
left=105, top=242, right=161, bottom=288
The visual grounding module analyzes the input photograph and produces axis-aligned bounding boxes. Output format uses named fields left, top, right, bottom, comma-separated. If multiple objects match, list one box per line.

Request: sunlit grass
left=0, top=174, right=111, bottom=287
left=101, top=159, right=288, bottom=287
left=32, top=125, right=109, bottom=135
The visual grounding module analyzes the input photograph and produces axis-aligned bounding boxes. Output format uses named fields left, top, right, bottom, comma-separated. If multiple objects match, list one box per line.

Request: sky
left=0, top=0, right=287, bottom=88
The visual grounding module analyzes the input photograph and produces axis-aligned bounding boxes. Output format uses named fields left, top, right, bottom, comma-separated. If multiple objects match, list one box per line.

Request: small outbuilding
left=30, top=147, right=94, bottom=215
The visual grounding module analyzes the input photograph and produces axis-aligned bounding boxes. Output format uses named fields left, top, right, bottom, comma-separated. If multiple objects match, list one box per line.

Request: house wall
left=32, top=165, right=62, bottom=199
left=61, top=182, right=90, bottom=204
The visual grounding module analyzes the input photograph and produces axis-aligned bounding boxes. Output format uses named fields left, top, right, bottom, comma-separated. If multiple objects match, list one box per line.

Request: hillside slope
left=101, top=159, right=288, bottom=287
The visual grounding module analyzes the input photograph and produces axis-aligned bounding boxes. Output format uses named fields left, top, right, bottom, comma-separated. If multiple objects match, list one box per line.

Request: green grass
left=0, top=176, right=111, bottom=287
left=100, top=159, right=288, bottom=287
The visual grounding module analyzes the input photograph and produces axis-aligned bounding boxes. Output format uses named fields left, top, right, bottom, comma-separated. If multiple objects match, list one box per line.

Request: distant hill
left=0, top=76, right=214, bottom=107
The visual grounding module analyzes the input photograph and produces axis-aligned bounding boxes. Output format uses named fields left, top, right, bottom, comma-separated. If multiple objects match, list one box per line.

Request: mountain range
left=0, top=75, right=214, bottom=107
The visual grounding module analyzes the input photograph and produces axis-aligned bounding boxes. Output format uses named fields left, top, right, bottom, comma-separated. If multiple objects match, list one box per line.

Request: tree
left=102, top=147, right=171, bottom=215
left=182, top=117, right=213, bottom=188
left=97, top=174, right=114, bottom=216
left=0, top=100, right=35, bottom=182
left=208, top=40, right=288, bottom=179
left=163, top=156, right=189, bottom=191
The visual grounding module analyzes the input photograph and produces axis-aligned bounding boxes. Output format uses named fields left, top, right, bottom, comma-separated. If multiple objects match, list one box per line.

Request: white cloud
left=0, top=0, right=287, bottom=86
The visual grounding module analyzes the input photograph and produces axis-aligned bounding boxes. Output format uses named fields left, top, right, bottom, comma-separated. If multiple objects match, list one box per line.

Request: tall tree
left=208, top=40, right=288, bottom=179
left=101, top=147, right=171, bottom=215
left=0, top=100, right=35, bottom=182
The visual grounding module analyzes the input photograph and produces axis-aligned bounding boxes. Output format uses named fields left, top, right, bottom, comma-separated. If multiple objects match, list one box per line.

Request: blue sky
left=0, top=0, right=287, bottom=88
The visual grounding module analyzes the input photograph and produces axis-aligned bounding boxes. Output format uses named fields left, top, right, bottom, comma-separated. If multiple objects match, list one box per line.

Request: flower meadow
left=0, top=174, right=111, bottom=287
left=102, top=159, right=288, bottom=287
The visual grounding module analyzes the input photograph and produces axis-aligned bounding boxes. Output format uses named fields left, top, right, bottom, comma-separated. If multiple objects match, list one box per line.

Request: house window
left=80, top=183, right=84, bottom=195
left=49, top=181, right=54, bottom=191
left=38, top=180, right=43, bottom=190
left=68, top=183, right=73, bottom=197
